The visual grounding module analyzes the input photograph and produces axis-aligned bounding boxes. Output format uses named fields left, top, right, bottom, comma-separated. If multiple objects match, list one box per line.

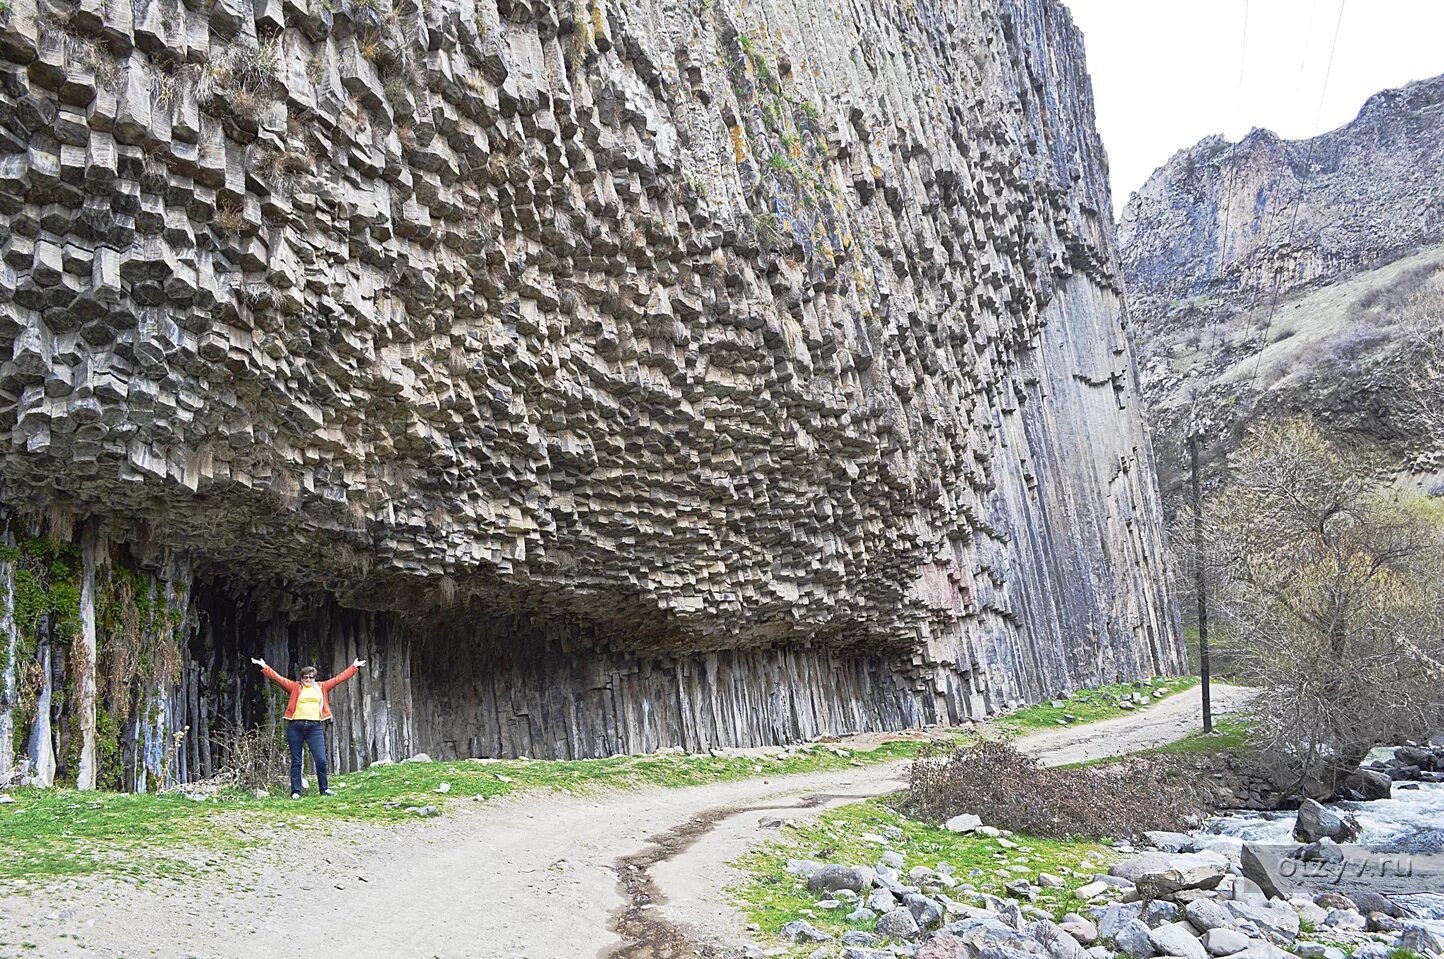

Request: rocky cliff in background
left=1119, top=74, right=1444, bottom=492
left=0, top=0, right=1179, bottom=788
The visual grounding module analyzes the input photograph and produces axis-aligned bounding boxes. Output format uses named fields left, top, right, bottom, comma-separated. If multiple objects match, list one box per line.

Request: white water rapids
left=1190, top=773, right=1444, bottom=921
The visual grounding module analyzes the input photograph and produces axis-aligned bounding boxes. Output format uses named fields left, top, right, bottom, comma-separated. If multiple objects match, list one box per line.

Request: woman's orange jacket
left=261, top=664, right=358, bottom=720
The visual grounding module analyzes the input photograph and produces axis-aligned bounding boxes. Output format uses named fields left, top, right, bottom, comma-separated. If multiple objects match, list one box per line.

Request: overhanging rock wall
left=0, top=0, right=1181, bottom=784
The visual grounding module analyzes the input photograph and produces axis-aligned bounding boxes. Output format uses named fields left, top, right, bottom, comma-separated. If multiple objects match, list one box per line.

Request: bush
left=213, top=723, right=287, bottom=792
left=895, top=740, right=1215, bottom=840
left=1205, top=419, right=1444, bottom=796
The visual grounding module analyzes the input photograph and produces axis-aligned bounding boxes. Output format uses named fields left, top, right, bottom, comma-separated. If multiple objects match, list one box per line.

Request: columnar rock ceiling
left=0, top=0, right=1180, bottom=741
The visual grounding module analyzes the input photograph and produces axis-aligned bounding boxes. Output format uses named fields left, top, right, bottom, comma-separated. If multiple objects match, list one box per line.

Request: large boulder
left=782, top=919, right=834, bottom=942
left=1028, top=919, right=1092, bottom=959
left=1293, top=799, right=1359, bottom=843
left=877, top=906, right=922, bottom=940
left=808, top=864, right=872, bottom=896
left=978, top=947, right=1043, bottom=959
left=905, top=893, right=945, bottom=930
left=1112, top=851, right=1230, bottom=900
left=919, top=935, right=976, bottom=959
left=1219, top=943, right=1293, bottom=959
left=1149, top=921, right=1210, bottom=959
left=1061, top=916, right=1099, bottom=946
left=1340, top=768, right=1392, bottom=801
left=1346, top=892, right=1401, bottom=917
left=1399, top=925, right=1444, bottom=957
left=1142, top=900, right=1182, bottom=928
left=1204, top=929, right=1254, bottom=957
left=868, top=888, right=900, bottom=913
left=1095, top=902, right=1146, bottom=939
left=1239, top=845, right=1286, bottom=901
left=1143, top=831, right=1201, bottom=853
left=1295, top=838, right=1344, bottom=863
left=1115, top=919, right=1158, bottom=959
left=1185, top=898, right=1234, bottom=933
left=1395, top=746, right=1438, bottom=771
left=1226, top=900, right=1300, bottom=944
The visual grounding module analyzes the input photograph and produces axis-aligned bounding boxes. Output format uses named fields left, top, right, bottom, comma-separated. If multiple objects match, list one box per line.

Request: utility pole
left=1190, top=432, right=1213, bottom=733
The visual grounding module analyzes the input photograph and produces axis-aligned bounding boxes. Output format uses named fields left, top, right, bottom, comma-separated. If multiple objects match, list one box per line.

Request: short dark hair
left=300, top=665, right=318, bottom=678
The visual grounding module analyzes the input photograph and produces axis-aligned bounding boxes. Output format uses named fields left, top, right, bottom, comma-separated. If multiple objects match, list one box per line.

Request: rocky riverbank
left=757, top=823, right=1441, bottom=959
left=743, top=737, right=1444, bottom=959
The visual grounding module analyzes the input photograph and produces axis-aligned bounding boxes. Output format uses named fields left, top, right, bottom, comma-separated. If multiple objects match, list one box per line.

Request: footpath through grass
left=0, top=675, right=1200, bottom=884
left=0, top=736, right=945, bottom=883
left=733, top=801, right=1119, bottom=957
left=992, top=676, right=1199, bottom=735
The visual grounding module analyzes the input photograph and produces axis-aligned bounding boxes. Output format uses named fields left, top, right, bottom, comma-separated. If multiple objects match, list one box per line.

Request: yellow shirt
left=293, top=683, right=324, bottom=721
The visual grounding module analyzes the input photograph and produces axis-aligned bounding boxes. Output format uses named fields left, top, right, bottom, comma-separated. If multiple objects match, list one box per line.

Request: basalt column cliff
left=0, top=0, right=1179, bottom=788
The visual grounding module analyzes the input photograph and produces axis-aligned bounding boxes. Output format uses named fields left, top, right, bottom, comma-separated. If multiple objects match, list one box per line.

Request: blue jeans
left=286, top=720, right=328, bottom=795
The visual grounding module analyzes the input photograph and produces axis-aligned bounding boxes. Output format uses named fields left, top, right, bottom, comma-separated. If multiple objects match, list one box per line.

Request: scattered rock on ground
left=877, top=906, right=922, bottom=939
left=782, top=919, right=834, bottom=943
left=1150, top=921, right=1211, bottom=959
left=808, top=864, right=871, bottom=895
left=1203, top=928, right=1253, bottom=956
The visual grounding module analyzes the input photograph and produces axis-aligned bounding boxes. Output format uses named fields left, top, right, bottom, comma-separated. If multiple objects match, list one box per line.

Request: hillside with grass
left=1118, top=74, right=1444, bottom=501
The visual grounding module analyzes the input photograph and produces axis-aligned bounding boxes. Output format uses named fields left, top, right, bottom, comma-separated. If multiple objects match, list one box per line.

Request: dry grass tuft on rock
left=897, top=739, right=1215, bottom=840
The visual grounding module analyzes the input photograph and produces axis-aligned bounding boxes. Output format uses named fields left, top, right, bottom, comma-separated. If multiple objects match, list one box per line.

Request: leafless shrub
left=1392, top=280, right=1444, bottom=439
left=896, top=739, right=1215, bottom=840
left=214, top=723, right=287, bottom=792
left=1329, top=325, right=1390, bottom=367
left=1204, top=419, right=1444, bottom=797
left=1356, top=263, right=1440, bottom=316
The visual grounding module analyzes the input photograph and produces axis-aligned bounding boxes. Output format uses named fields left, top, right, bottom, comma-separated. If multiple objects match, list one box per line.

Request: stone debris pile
left=751, top=828, right=1442, bottom=959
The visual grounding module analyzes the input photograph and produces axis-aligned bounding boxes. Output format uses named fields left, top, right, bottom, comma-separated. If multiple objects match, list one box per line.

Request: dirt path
left=0, top=684, right=1253, bottom=959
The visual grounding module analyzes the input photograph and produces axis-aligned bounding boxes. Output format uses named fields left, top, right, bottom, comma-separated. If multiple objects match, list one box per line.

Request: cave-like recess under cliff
left=0, top=0, right=1182, bottom=789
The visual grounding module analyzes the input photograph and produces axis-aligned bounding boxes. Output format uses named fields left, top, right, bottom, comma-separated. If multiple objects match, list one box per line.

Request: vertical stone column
left=27, top=643, right=54, bottom=787
left=75, top=526, right=101, bottom=790
left=0, top=531, right=16, bottom=783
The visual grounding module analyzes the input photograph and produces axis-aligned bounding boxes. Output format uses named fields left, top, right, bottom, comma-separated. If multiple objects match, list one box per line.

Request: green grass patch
left=1151, top=717, right=1255, bottom=755
left=1057, top=717, right=1256, bottom=770
left=993, top=676, right=1199, bottom=735
left=0, top=736, right=959, bottom=883
left=731, top=801, right=1119, bottom=954
left=1, top=676, right=1188, bottom=884
left=0, top=790, right=259, bottom=883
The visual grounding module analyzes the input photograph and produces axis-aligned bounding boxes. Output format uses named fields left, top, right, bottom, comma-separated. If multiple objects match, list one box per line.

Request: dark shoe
left=321, top=789, right=337, bottom=796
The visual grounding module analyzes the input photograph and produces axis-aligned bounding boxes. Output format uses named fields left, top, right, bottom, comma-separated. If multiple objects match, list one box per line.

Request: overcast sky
left=1064, top=0, right=1444, bottom=216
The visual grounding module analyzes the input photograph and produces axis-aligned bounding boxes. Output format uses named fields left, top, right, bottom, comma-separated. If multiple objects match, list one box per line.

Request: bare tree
left=1204, top=419, right=1444, bottom=797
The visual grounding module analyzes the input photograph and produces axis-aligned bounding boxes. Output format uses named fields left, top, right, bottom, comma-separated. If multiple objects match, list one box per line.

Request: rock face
left=1121, top=74, right=1444, bottom=307
left=1117, top=74, right=1444, bottom=491
left=0, top=0, right=1179, bottom=784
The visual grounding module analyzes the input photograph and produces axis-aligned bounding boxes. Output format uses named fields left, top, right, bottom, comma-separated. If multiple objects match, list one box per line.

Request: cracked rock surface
left=0, top=0, right=1178, bottom=768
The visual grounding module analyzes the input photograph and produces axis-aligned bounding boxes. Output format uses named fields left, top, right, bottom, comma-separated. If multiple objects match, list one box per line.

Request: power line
left=1246, top=0, right=1348, bottom=393
left=1186, top=0, right=1254, bottom=736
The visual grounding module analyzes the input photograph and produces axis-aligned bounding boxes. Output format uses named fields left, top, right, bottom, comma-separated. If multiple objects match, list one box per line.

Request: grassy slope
left=0, top=677, right=1201, bottom=883
left=1154, top=243, right=1444, bottom=405
left=991, top=676, right=1199, bottom=735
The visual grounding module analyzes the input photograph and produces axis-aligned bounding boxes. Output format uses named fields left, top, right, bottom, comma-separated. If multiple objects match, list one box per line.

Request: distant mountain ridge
left=1118, top=73, right=1444, bottom=497
left=1120, top=73, right=1444, bottom=311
